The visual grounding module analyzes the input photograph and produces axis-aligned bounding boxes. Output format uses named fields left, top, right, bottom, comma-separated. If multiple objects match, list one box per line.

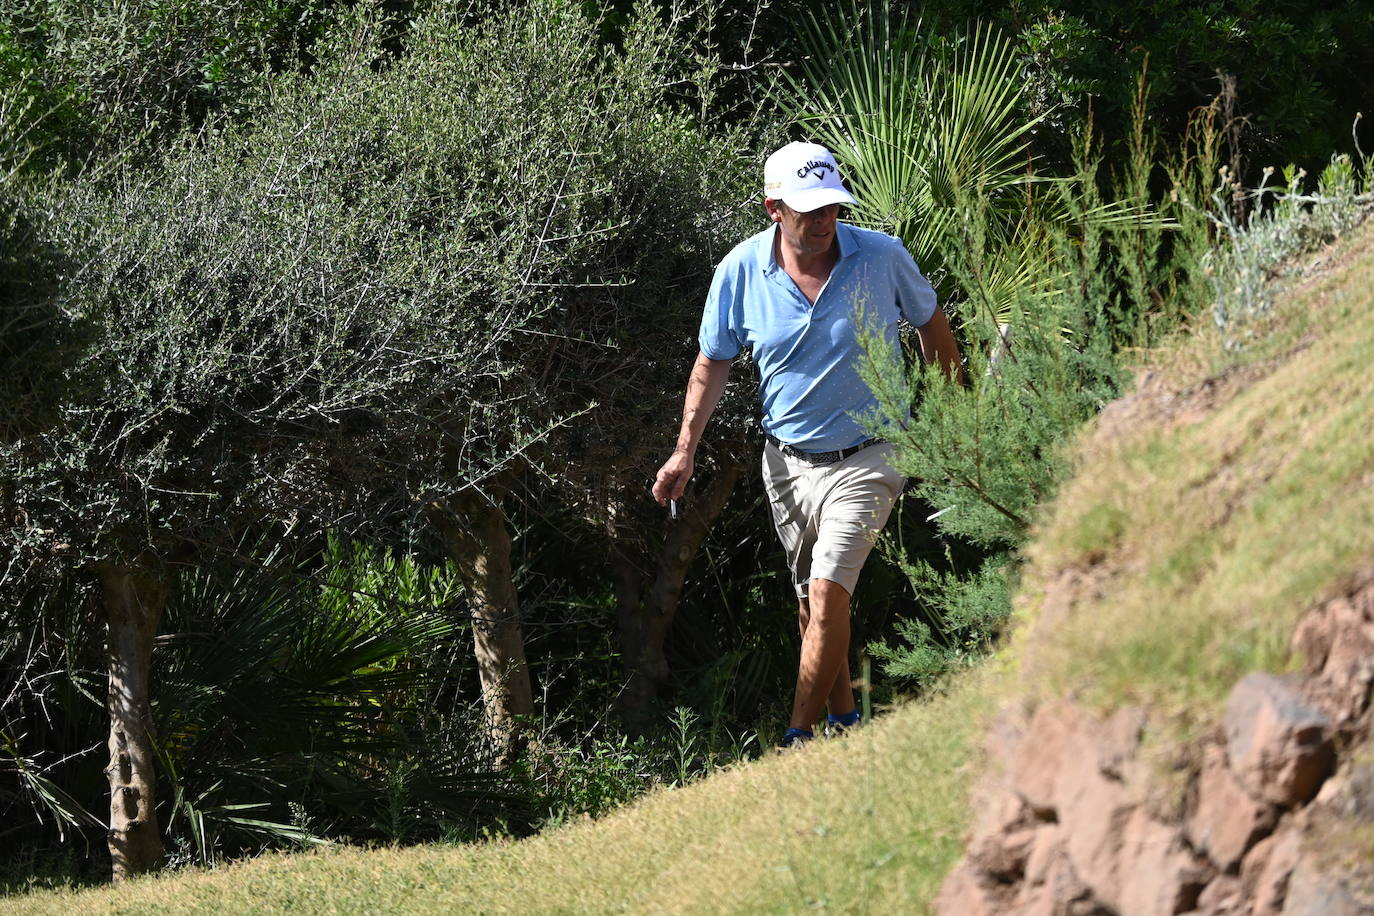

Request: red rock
left=933, top=862, right=1011, bottom=916
left=1006, top=888, right=1055, bottom=916
left=1224, top=674, right=1335, bottom=806
left=1116, top=807, right=1213, bottom=916
left=1241, top=827, right=1301, bottom=914
left=1291, top=589, right=1374, bottom=728
left=1021, top=824, right=1063, bottom=888
left=1282, top=858, right=1374, bottom=915
left=971, top=787, right=1034, bottom=843
left=1187, top=744, right=1278, bottom=870
left=1096, top=706, right=1147, bottom=781
left=971, top=824, right=1040, bottom=880
left=1012, top=839, right=1100, bottom=916
left=1043, top=853, right=1102, bottom=916
left=1013, top=701, right=1083, bottom=816
left=1314, top=758, right=1374, bottom=825
left=1194, top=874, right=1245, bottom=913
left=1053, top=718, right=1135, bottom=909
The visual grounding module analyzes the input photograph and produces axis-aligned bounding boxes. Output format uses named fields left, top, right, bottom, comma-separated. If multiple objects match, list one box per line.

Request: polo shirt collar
left=758, top=221, right=859, bottom=274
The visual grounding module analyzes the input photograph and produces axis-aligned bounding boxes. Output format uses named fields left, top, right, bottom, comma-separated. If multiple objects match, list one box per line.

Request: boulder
left=1290, top=586, right=1374, bottom=728
left=1012, top=837, right=1103, bottom=916
left=971, top=825, right=1040, bottom=881
left=933, top=862, right=1012, bottom=916
left=1116, top=806, right=1213, bottom=916
left=1013, top=701, right=1084, bottom=816
left=1224, top=674, right=1335, bottom=807
left=1282, top=859, right=1374, bottom=915
left=1242, top=828, right=1302, bottom=915
left=1021, top=824, right=1065, bottom=888
left=1094, top=706, right=1148, bottom=780
left=1053, top=719, right=1135, bottom=909
left=1193, top=874, right=1245, bottom=914
left=1188, top=743, right=1278, bottom=870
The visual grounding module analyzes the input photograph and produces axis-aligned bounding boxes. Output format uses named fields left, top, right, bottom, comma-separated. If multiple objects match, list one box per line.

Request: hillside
left=5, top=218, right=1373, bottom=915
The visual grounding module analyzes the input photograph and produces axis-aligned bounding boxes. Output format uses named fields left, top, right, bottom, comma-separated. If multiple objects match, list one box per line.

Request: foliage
left=1, top=0, right=760, bottom=871
left=9, top=671, right=996, bottom=912
left=0, top=0, right=344, bottom=166
left=849, top=105, right=1223, bottom=685
left=3, top=0, right=750, bottom=572
left=777, top=7, right=1044, bottom=307
left=776, top=4, right=1151, bottom=326
left=3, top=0, right=1369, bottom=887
left=152, top=537, right=519, bottom=862
left=867, top=546, right=1012, bottom=687
left=14, top=184, right=1374, bottom=916
left=1202, top=151, right=1372, bottom=347
left=520, top=705, right=757, bottom=829
left=915, top=0, right=1374, bottom=173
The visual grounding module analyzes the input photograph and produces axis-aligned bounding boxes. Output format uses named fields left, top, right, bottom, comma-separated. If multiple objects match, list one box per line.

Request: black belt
left=765, top=433, right=883, bottom=466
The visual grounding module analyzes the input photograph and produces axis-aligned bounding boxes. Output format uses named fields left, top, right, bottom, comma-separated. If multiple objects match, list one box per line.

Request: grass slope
left=3, top=676, right=998, bottom=915
left=8, top=220, right=1372, bottom=915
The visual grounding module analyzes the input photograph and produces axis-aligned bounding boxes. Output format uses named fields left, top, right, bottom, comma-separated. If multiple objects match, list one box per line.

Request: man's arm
left=652, top=351, right=732, bottom=505
left=916, top=309, right=967, bottom=386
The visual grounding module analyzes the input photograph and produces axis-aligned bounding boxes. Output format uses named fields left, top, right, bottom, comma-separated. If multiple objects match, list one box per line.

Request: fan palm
left=153, top=538, right=522, bottom=861
left=780, top=9, right=1041, bottom=281
left=777, top=5, right=1149, bottom=331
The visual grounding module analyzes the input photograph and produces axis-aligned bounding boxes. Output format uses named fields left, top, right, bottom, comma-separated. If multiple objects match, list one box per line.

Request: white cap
left=763, top=141, right=857, bottom=212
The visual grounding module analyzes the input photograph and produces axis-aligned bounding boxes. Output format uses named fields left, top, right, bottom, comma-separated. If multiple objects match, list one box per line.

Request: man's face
left=766, top=199, right=840, bottom=258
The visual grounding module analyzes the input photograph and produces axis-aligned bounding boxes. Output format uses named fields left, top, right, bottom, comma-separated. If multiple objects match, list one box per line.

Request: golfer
left=652, top=141, right=963, bottom=747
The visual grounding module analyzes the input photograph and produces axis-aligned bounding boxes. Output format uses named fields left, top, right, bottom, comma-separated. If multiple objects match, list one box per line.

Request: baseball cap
left=763, top=142, right=857, bottom=212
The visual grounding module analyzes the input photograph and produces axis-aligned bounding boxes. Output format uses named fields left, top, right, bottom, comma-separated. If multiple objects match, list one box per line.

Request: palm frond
left=777, top=5, right=1045, bottom=278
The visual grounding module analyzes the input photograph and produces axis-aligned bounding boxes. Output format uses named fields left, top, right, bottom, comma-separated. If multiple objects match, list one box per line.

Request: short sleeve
left=890, top=239, right=938, bottom=327
left=697, top=259, right=745, bottom=359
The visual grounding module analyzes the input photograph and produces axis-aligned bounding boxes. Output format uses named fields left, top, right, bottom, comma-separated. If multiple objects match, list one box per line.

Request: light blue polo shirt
left=698, top=222, right=938, bottom=451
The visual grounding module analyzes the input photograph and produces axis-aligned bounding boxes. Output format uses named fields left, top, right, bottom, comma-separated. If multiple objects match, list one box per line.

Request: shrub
left=851, top=121, right=1221, bottom=688
left=0, top=0, right=342, bottom=165
left=1, top=0, right=757, bottom=870
left=1204, top=152, right=1372, bottom=348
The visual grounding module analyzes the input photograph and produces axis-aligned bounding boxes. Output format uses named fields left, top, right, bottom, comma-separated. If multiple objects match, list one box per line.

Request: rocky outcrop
left=936, top=579, right=1374, bottom=916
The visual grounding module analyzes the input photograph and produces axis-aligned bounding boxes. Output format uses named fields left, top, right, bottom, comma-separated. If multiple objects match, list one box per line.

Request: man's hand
left=652, top=450, right=694, bottom=506
left=652, top=352, right=731, bottom=507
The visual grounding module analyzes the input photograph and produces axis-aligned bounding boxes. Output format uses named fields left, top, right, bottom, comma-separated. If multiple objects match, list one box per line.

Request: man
left=651, top=141, right=963, bottom=747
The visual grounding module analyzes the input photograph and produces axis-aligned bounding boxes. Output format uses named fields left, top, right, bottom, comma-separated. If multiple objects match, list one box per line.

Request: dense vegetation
left=0, top=0, right=1368, bottom=890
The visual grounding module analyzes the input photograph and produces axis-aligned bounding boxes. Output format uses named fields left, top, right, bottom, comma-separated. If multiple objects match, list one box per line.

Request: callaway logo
left=796, top=159, right=833, bottom=180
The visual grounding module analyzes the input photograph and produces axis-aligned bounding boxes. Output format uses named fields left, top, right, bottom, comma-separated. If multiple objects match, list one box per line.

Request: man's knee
left=807, top=577, right=851, bottom=624
left=810, top=576, right=851, bottom=601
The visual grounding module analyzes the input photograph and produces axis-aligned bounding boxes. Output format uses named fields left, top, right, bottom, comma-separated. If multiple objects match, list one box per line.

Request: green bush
left=6, top=0, right=747, bottom=566
left=1, top=0, right=758, bottom=867
left=989, top=0, right=1370, bottom=170
left=851, top=120, right=1223, bottom=687
left=1204, top=153, right=1371, bottom=347
left=153, top=538, right=508, bottom=861
left=0, top=0, right=342, bottom=165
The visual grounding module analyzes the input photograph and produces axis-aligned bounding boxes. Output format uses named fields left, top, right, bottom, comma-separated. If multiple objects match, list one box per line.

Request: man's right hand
left=652, top=450, right=694, bottom=506
left=654, top=352, right=730, bottom=507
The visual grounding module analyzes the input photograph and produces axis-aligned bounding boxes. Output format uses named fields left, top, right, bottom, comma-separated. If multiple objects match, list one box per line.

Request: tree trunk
left=97, top=561, right=167, bottom=882
left=613, top=458, right=742, bottom=733
left=430, top=492, right=533, bottom=766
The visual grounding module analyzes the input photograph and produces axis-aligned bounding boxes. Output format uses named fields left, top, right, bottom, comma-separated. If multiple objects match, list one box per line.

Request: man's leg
left=789, top=577, right=855, bottom=731
left=796, top=594, right=856, bottom=719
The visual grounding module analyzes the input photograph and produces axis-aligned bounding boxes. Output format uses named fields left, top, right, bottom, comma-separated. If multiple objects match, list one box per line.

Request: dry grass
left=1021, top=219, right=1374, bottom=727
left=9, top=221, right=1373, bottom=916
left=3, top=669, right=1002, bottom=915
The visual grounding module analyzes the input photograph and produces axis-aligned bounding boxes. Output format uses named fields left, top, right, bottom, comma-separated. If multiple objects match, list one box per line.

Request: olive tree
left=3, top=0, right=759, bottom=875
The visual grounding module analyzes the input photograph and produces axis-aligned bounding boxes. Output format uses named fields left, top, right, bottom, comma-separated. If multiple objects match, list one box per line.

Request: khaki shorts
left=762, top=440, right=905, bottom=599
